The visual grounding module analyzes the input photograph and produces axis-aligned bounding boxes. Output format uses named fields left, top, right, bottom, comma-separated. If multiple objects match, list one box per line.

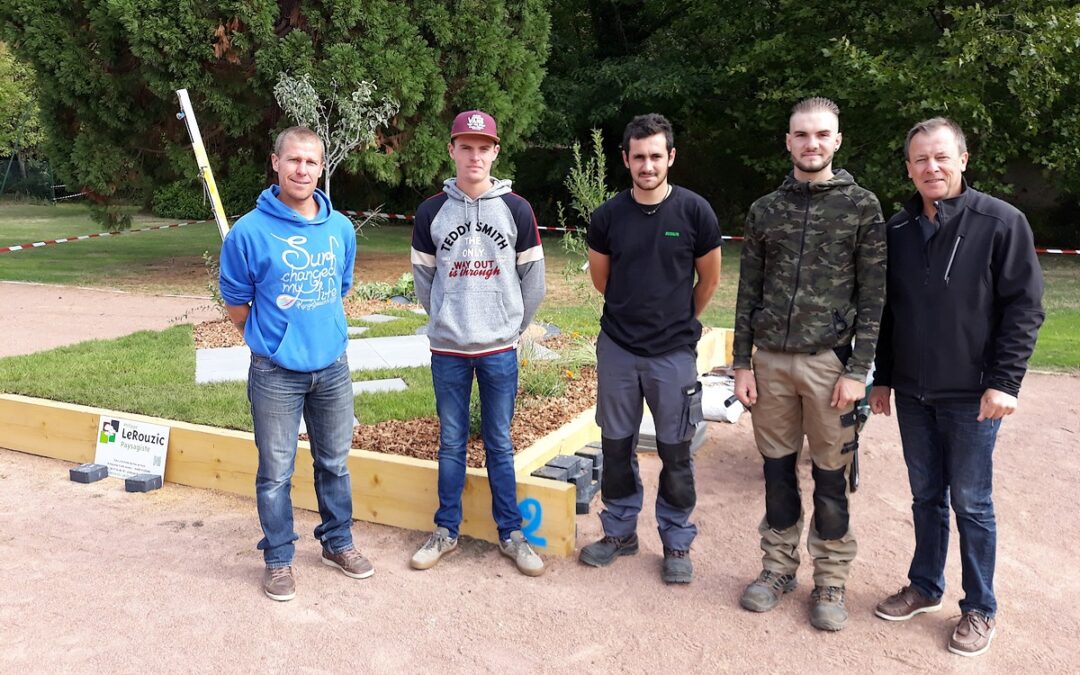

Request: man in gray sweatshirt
left=409, top=110, right=547, bottom=576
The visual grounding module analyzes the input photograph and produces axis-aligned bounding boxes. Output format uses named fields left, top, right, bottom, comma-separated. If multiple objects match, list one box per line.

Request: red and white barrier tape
left=341, top=209, right=413, bottom=221
left=3, top=207, right=1076, bottom=255
left=0, top=217, right=217, bottom=254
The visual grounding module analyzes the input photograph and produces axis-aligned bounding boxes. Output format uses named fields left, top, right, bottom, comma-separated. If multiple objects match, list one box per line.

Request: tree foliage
left=273, top=72, right=399, bottom=199
left=0, top=1, right=550, bottom=206
left=0, top=41, right=44, bottom=157
left=541, top=0, right=1080, bottom=232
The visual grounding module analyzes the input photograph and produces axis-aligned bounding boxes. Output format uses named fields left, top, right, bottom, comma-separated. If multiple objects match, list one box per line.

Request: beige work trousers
left=751, top=349, right=858, bottom=588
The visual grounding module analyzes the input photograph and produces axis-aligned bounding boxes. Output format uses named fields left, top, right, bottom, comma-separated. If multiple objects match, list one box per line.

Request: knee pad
left=600, top=435, right=636, bottom=500
left=656, top=440, right=696, bottom=510
left=763, top=454, right=800, bottom=530
left=812, top=463, right=850, bottom=540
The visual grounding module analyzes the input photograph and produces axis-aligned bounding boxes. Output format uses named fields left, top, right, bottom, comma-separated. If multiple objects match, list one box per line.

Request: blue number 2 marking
left=518, top=498, right=546, bottom=547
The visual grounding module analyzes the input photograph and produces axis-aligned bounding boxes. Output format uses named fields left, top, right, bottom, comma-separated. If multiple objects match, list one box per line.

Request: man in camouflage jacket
left=732, top=97, right=886, bottom=632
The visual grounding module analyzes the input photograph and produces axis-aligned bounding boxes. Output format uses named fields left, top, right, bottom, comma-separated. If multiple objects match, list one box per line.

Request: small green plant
left=202, top=250, right=226, bottom=316
left=353, top=280, right=394, bottom=301
left=558, top=128, right=614, bottom=314
left=352, top=272, right=415, bottom=302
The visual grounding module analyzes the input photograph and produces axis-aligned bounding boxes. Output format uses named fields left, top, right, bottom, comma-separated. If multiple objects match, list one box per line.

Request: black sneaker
left=579, top=533, right=639, bottom=567
left=661, top=547, right=692, bottom=584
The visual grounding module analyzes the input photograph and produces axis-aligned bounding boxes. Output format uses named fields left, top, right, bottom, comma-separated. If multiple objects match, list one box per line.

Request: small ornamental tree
left=273, top=72, right=398, bottom=200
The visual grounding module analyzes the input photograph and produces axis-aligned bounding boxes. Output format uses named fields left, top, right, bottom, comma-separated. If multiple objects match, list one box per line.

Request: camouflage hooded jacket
left=733, top=170, right=886, bottom=380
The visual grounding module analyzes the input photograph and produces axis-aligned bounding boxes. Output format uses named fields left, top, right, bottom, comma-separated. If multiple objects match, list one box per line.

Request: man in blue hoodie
left=409, top=110, right=547, bottom=576
left=219, top=126, right=372, bottom=602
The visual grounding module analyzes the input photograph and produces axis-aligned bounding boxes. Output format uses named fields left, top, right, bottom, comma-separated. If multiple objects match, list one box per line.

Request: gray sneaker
left=410, top=527, right=458, bottom=570
left=322, top=547, right=375, bottom=579
left=263, top=565, right=296, bottom=602
left=810, top=585, right=848, bottom=631
left=500, top=530, right=545, bottom=577
left=740, top=569, right=797, bottom=612
left=661, top=548, right=693, bottom=584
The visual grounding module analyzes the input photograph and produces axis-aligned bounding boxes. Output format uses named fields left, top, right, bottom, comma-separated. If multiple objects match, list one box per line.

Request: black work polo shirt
left=588, top=186, right=721, bottom=356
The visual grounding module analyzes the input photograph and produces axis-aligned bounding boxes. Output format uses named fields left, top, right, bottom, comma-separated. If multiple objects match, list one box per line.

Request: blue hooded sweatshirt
left=219, top=186, right=356, bottom=372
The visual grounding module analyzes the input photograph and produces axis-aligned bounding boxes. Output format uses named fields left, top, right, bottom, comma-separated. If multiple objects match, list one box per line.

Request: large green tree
left=541, top=1, right=1080, bottom=233
left=0, top=40, right=45, bottom=185
left=0, top=1, right=550, bottom=205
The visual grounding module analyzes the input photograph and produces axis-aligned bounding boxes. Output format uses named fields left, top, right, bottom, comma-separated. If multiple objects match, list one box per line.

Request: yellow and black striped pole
left=175, top=89, right=230, bottom=240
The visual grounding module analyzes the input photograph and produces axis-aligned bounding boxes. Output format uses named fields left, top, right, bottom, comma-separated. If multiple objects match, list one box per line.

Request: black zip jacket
left=873, top=183, right=1044, bottom=399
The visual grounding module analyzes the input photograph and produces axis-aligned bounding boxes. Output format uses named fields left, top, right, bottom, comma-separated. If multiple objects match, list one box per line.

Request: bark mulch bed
left=353, top=367, right=596, bottom=468
left=193, top=300, right=599, bottom=468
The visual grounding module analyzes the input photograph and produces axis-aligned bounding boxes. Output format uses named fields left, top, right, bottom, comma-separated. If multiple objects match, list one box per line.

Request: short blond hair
left=274, top=126, right=324, bottom=160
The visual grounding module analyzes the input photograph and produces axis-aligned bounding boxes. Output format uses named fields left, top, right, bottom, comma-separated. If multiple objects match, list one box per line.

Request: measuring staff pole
left=175, top=89, right=230, bottom=240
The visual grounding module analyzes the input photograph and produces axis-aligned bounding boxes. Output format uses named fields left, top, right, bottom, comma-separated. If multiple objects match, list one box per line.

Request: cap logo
left=466, top=114, right=486, bottom=131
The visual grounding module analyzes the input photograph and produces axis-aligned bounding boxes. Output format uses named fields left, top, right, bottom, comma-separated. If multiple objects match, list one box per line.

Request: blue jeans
left=248, top=352, right=356, bottom=567
left=431, top=349, right=522, bottom=540
left=895, top=394, right=1001, bottom=617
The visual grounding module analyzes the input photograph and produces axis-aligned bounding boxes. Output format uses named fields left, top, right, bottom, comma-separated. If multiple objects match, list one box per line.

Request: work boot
left=263, top=565, right=296, bottom=602
left=810, top=585, right=848, bottom=631
left=948, top=611, right=996, bottom=657
left=739, top=569, right=797, bottom=612
left=875, top=585, right=942, bottom=621
left=410, top=527, right=458, bottom=570
left=321, top=547, right=375, bottom=579
left=499, top=530, right=545, bottom=577
left=579, top=533, right=639, bottom=567
left=661, top=548, right=693, bottom=584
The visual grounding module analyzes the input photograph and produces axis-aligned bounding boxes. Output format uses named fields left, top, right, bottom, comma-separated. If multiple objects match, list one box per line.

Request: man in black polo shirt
left=578, top=113, right=722, bottom=583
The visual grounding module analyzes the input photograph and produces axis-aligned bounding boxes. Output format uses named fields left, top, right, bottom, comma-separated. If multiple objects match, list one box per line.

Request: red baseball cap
left=450, top=110, right=500, bottom=143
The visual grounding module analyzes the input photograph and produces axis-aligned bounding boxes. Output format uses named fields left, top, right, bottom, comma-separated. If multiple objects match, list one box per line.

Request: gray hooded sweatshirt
left=410, top=177, right=546, bottom=356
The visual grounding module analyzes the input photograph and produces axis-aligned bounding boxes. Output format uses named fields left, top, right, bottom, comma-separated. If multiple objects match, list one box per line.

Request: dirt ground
left=1, top=285, right=1078, bottom=674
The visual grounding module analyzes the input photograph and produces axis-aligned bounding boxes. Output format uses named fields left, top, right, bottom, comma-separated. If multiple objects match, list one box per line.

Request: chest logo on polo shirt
left=664, top=231, right=680, bottom=237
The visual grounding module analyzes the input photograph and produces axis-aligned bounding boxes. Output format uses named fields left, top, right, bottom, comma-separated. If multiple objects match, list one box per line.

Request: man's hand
left=734, top=368, right=757, bottom=407
left=868, top=385, right=892, bottom=417
left=225, top=303, right=250, bottom=336
left=831, top=375, right=865, bottom=409
left=978, top=387, right=1017, bottom=422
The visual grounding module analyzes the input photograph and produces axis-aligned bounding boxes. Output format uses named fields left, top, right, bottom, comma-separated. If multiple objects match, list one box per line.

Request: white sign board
left=94, top=416, right=170, bottom=479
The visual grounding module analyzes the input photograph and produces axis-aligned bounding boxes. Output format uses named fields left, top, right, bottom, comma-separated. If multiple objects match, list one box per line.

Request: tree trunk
left=323, top=167, right=331, bottom=200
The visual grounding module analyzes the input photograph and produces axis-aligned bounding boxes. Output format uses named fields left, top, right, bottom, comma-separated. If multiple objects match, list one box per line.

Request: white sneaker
left=410, top=527, right=458, bottom=570
left=499, top=530, right=545, bottom=577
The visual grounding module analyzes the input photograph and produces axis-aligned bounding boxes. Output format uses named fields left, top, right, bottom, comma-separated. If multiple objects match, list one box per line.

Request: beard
left=791, top=150, right=834, bottom=175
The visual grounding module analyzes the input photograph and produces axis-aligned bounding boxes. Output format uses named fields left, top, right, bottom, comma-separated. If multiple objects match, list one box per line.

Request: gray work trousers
left=595, top=330, right=702, bottom=550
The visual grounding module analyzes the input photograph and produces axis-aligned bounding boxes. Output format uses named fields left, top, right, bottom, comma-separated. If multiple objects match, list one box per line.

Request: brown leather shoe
left=322, top=547, right=375, bottom=579
left=949, top=611, right=996, bottom=657
left=875, top=585, right=943, bottom=621
left=263, top=565, right=296, bottom=601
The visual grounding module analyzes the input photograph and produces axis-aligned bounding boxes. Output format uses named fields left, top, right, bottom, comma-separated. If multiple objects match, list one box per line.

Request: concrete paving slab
left=347, top=326, right=369, bottom=336
left=352, top=378, right=408, bottom=395
left=196, top=334, right=431, bottom=383
left=520, top=342, right=559, bottom=361
left=195, top=345, right=253, bottom=383
left=360, top=314, right=400, bottom=323
left=366, top=335, right=431, bottom=368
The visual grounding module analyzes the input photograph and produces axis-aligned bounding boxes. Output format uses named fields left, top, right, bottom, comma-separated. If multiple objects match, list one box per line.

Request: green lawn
left=2, top=197, right=1080, bottom=408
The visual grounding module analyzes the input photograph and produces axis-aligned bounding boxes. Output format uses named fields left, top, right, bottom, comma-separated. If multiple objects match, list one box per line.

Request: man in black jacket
left=869, top=117, right=1044, bottom=658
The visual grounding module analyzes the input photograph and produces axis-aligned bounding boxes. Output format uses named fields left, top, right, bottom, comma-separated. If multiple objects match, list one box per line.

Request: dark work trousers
left=595, top=330, right=702, bottom=551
